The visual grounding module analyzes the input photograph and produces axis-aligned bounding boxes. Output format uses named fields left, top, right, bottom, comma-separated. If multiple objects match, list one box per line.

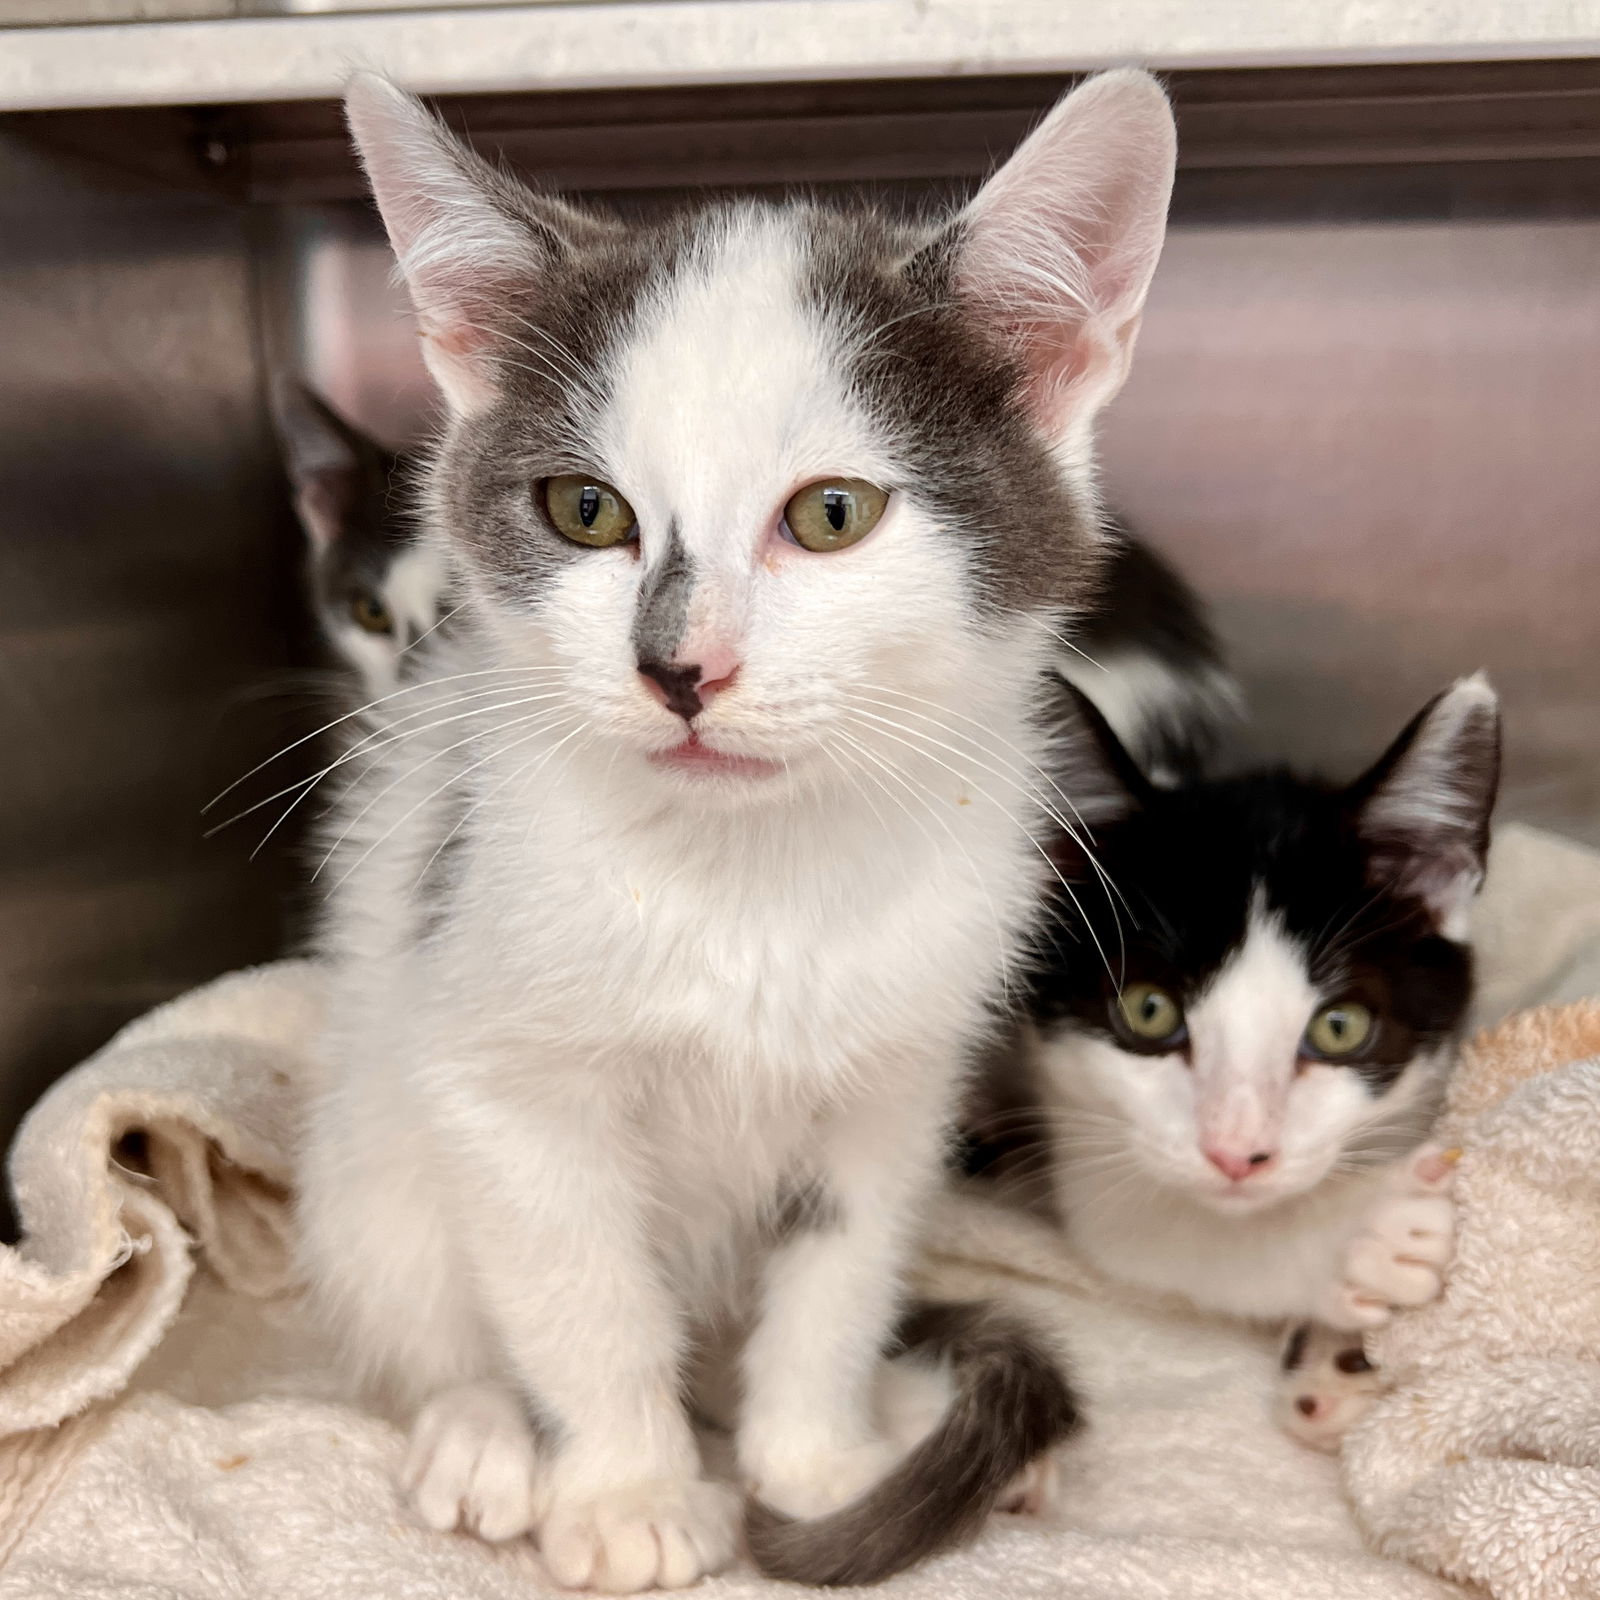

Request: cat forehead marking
left=599, top=211, right=880, bottom=561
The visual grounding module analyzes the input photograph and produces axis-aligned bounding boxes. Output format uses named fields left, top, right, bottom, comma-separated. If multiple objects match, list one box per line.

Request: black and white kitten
left=271, top=378, right=445, bottom=693
left=298, top=68, right=1179, bottom=1592
left=1029, top=676, right=1500, bottom=1330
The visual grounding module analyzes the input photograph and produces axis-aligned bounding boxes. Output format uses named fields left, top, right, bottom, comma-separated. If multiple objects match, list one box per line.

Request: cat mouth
left=649, top=733, right=783, bottom=782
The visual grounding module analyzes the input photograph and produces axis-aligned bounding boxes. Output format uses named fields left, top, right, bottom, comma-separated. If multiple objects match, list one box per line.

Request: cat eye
left=781, top=479, right=889, bottom=553
left=542, top=475, right=638, bottom=548
left=1115, top=982, right=1186, bottom=1046
left=349, top=592, right=394, bottom=635
left=1334, top=1348, right=1374, bottom=1375
left=1304, top=1002, right=1375, bottom=1058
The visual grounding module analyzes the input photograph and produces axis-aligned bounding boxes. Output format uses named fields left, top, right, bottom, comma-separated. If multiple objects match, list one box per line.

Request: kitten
left=297, top=69, right=1177, bottom=1591
left=271, top=377, right=447, bottom=694
left=1027, top=676, right=1500, bottom=1330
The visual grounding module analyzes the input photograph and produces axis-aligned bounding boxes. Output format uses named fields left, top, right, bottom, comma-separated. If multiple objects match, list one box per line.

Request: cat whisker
left=829, top=727, right=1015, bottom=999
left=837, top=707, right=1122, bottom=986
left=849, top=688, right=1134, bottom=927
left=203, top=666, right=560, bottom=813
left=331, top=712, right=586, bottom=896
left=218, top=687, right=568, bottom=852
left=316, top=703, right=577, bottom=880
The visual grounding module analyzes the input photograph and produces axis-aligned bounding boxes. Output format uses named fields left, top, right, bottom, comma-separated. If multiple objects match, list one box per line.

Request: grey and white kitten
left=297, top=69, right=1178, bottom=1591
left=272, top=378, right=446, bottom=694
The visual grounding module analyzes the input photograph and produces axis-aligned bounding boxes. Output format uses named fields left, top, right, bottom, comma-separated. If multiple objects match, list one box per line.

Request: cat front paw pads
left=1325, top=1144, right=1458, bottom=1330
left=538, top=1478, right=739, bottom=1592
left=404, top=1382, right=542, bottom=1541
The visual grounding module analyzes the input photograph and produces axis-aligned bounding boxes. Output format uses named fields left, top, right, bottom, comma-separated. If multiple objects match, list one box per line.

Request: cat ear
left=270, top=376, right=377, bottom=552
left=343, top=73, right=617, bottom=415
left=944, top=69, right=1176, bottom=447
left=1051, top=676, right=1152, bottom=870
left=1350, top=674, right=1501, bottom=937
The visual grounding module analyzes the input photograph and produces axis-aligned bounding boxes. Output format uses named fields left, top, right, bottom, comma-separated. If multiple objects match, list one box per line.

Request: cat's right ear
left=270, top=376, right=372, bottom=552
left=1349, top=674, right=1502, bottom=938
left=343, top=74, right=615, bottom=415
left=938, top=70, right=1176, bottom=453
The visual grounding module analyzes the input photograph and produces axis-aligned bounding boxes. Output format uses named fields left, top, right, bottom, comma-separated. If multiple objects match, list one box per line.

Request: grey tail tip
left=744, top=1300, right=1079, bottom=1587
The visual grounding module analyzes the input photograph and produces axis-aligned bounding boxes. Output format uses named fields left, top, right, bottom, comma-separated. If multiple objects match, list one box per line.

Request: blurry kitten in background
left=1026, top=676, right=1499, bottom=1332
left=271, top=378, right=447, bottom=695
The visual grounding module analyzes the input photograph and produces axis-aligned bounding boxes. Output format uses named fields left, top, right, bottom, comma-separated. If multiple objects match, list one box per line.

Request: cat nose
left=637, top=652, right=740, bottom=721
left=1295, top=1395, right=1320, bottom=1418
left=1202, top=1144, right=1277, bottom=1183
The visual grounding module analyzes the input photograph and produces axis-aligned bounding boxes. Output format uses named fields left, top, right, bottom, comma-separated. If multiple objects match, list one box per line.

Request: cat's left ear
left=937, top=70, right=1176, bottom=448
left=1349, top=674, right=1502, bottom=937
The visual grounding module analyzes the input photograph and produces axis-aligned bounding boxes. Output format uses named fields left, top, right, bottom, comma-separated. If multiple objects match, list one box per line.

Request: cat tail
left=744, top=1300, right=1079, bottom=1587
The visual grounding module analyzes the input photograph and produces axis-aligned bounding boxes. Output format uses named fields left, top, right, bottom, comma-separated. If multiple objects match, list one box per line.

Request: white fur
left=1040, top=905, right=1452, bottom=1326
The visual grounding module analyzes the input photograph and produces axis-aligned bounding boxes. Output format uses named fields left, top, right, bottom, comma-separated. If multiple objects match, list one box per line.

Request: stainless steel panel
left=0, top=131, right=304, bottom=1175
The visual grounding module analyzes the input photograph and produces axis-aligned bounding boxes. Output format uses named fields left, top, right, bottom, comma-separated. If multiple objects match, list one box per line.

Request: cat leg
left=1319, top=1144, right=1458, bottom=1330
left=439, top=1098, right=738, bottom=1593
left=738, top=1081, right=946, bottom=1518
left=297, top=1103, right=542, bottom=1540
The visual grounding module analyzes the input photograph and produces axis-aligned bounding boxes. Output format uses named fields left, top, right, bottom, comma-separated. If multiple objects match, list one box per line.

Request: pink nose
left=1202, top=1144, right=1277, bottom=1183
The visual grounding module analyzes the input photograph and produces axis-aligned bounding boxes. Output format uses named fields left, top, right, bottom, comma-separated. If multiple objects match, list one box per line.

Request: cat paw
left=404, top=1382, right=542, bottom=1541
left=1323, top=1144, right=1458, bottom=1331
left=746, top=1438, right=902, bottom=1519
left=1275, top=1322, right=1382, bottom=1453
left=538, top=1478, right=739, bottom=1592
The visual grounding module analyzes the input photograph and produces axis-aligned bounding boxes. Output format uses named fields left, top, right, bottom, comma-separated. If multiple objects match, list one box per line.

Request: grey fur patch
left=429, top=203, right=693, bottom=598
left=631, top=517, right=695, bottom=670
left=767, top=1177, right=842, bottom=1242
left=802, top=210, right=1103, bottom=617
left=745, top=1299, right=1079, bottom=1586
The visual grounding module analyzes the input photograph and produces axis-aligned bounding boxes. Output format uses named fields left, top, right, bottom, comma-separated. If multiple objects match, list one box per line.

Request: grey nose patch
left=632, top=519, right=694, bottom=672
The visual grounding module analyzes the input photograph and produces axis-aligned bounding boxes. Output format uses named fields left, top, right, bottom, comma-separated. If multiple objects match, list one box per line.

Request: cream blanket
left=0, top=822, right=1596, bottom=1599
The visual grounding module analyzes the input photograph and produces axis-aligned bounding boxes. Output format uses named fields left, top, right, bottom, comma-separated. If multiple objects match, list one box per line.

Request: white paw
left=1275, top=1323, right=1383, bottom=1453
left=404, top=1383, right=542, bottom=1541
left=996, top=1450, right=1061, bottom=1517
left=748, top=1437, right=902, bottom=1520
left=1323, top=1145, right=1458, bottom=1331
left=538, top=1478, right=739, bottom=1593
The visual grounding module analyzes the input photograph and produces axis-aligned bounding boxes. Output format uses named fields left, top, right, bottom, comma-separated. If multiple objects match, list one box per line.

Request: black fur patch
left=1029, top=763, right=1476, bottom=1093
left=1281, top=1323, right=1310, bottom=1372
left=745, top=1300, right=1078, bottom=1586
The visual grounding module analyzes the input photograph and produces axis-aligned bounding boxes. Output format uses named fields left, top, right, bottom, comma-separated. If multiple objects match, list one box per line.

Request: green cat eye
left=782, top=479, right=889, bottom=553
left=349, top=591, right=393, bottom=635
left=1304, top=1002, right=1374, bottom=1058
left=1116, top=982, right=1185, bottom=1044
left=543, top=474, right=638, bottom=548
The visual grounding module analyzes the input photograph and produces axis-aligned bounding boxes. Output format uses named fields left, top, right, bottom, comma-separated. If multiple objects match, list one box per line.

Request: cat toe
left=747, top=1437, right=903, bottom=1520
left=404, top=1382, right=541, bottom=1540
left=539, top=1478, right=739, bottom=1593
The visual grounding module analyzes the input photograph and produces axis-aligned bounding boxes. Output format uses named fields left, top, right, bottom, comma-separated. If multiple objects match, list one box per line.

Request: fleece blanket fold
left=0, top=821, right=1596, bottom=1597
